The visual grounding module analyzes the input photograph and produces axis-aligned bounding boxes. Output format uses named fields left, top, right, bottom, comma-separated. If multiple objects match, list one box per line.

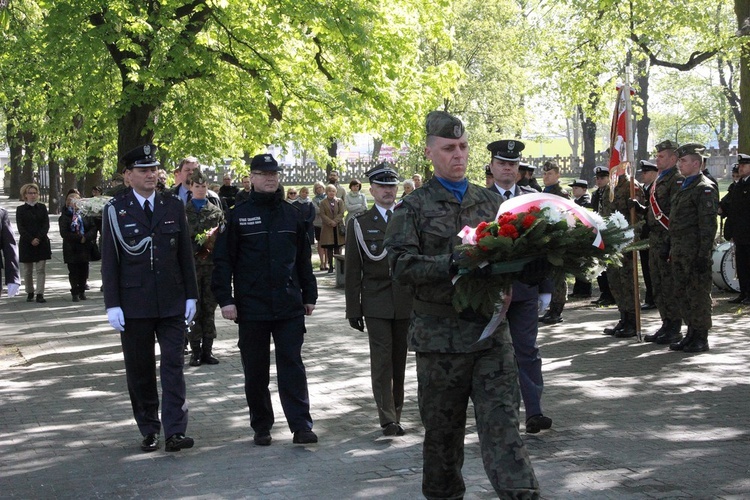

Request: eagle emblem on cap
left=453, top=125, right=462, bottom=138
left=264, top=155, right=272, bottom=162
left=508, top=141, right=515, bottom=151
left=143, top=145, right=151, bottom=155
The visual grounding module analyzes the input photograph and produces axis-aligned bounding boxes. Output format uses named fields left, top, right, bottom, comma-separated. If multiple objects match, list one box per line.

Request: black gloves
left=627, top=198, right=647, bottom=214
left=518, top=257, right=552, bottom=286
left=349, top=317, right=365, bottom=331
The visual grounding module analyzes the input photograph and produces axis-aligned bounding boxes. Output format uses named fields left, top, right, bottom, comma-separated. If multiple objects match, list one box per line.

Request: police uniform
left=184, top=170, right=226, bottom=366
left=101, top=144, right=199, bottom=452
left=211, top=154, right=318, bottom=444
left=344, top=165, right=413, bottom=435
left=601, top=172, right=644, bottom=337
left=668, top=144, right=718, bottom=352
left=722, top=155, right=750, bottom=304
left=384, top=112, right=538, bottom=499
left=487, top=139, right=553, bottom=434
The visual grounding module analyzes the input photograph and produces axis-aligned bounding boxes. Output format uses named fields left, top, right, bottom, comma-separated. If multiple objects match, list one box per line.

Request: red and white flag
left=608, top=84, right=634, bottom=198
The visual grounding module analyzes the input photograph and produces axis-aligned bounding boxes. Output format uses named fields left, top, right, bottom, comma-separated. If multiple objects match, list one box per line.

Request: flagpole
left=623, top=67, right=642, bottom=342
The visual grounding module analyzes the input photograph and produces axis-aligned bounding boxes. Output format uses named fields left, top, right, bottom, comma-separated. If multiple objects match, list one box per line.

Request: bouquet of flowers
left=74, top=196, right=112, bottom=218
left=194, top=226, right=219, bottom=259
left=452, top=193, right=637, bottom=317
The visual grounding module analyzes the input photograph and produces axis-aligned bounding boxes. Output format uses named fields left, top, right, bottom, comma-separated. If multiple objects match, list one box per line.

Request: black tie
left=144, top=199, right=153, bottom=222
left=385, top=209, right=392, bottom=221
left=503, top=190, right=511, bottom=200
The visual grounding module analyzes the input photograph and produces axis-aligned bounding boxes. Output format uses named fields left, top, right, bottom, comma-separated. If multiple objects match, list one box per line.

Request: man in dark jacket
left=212, top=154, right=318, bottom=447
left=721, top=153, right=750, bottom=305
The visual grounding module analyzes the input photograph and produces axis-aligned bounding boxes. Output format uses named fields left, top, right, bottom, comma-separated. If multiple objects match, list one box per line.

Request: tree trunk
left=736, top=0, right=750, bottom=151
left=372, top=138, right=383, bottom=162
left=635, top=58, right=651, bottom=162
left=21, top=130, right=35, bottom=186
left=5, top=107, right=23, bottom=199
left=63, top=158, right=78, bottom=199
left=579, top=106, right=597, bottom=180
left=47, top=143, right=62, bottom=214
left=83, top=156, right=104, bottom=196
left=326, top=139, right=337, bottom=177
left=117, top=102, right=156, bottom=162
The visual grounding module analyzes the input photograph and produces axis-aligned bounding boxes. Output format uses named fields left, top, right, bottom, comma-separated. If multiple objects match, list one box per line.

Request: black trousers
left=66, top=262, right=89, bottom=295
left=736, top=243, right=750, bottom=297
left=120, top=316, right=188, bottom=438
left=237, top=315, right=312, bottom=434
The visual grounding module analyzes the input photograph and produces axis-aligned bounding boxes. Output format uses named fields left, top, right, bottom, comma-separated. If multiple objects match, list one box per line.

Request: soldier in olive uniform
left=345, top=164, right=413, bottom=436
left=384, top=112, right=539, bottom=500
left=721, top=154, right=750, bottom=305
left=668, top=144, right=719, bottom=353
left=184, top=170, right=226, bottom=366
left=632, top=142, right=685, bottom=343
left=539, top=161, right=571, bottom=324
left=590, top=167, right=616, bottom=306
left=601, top=168, right=644, bottom=338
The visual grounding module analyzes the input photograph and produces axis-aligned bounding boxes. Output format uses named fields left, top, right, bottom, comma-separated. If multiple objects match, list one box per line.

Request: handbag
left=338, top=222, right=346, bottom=237
left=89, top=242, right=102, bottom=262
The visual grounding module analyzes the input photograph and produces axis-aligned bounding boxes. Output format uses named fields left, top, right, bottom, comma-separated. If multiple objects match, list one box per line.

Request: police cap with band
left=569, top=179, right=588, bottom=189
left=120, top=144, right=160, bottom=170
left=675, top=143, right=706, bottom=158
left=737, top=153, right=750, bottom=165
left=519, top=162, right=536, bottom=172
left=487, top=140, right=525, bottom=162
left=365, top=163, right=400, bottom=185
left=594, top=166, right=610, bottom=177
left=425, top=111, right=465, bottom=139
left=249, top=154, right=282, bottom=172
left=655, top=140, right=679, bottom=152
left=639, top=159, right=658, bottom=173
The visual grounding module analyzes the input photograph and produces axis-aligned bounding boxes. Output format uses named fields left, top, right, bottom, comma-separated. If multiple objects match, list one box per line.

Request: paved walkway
left=1, top=194, right=749, bottom=499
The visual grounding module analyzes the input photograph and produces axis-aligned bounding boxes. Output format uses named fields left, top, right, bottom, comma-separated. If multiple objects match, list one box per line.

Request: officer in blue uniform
left=211, top=154, right=318, bottom=447
left=102, top=144, right=199, bottom=453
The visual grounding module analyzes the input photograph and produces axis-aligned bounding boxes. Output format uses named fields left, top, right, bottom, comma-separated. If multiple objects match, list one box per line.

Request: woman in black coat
left=58, top=192, right=98, bottom=302
left=16, top=183, right=52, bottom=303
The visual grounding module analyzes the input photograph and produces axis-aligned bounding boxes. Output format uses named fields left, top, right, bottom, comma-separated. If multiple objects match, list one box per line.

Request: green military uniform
left=345, top=204, right=413, bottom=430
left=600, top=174, right=644, bottom=337
left=185, top=193, right=225, bottom=364
left=646, top=165, right=685, bottom=342
left=384, top=176, right=538, bottom=499
left=669, top=173, right=718, bottom=348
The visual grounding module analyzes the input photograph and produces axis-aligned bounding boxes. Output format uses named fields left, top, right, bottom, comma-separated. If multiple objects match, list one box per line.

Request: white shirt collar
left=375, top=204, right=395, bottom=221
left=494, top=183, right=516, bottom=196
left=132, top=190, right=156, bottom=209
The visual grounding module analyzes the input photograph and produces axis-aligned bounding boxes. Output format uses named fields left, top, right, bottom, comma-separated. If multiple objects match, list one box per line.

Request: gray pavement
left=1, top=194, right=750, bottom=499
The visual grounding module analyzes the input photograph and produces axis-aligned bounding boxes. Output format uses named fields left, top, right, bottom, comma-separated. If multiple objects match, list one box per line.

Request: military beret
left=487, top=140, right=525, bottom=161
left=675, top=143, right=706, bottom=158
left=425, top=111, right=465, bottom=139
left=190, top=170, right=209, bottom=185
left=519, top=162, right=536, bottom=172
left=120, top=144, right=160, bottom=169
left=365, top=163, right=400, bottom=185
left=737, top=153, right=750, bottom=164
left=593, top=166, right=610, bottom=177
left=569, top=179, right=588, bottom=189
left=639, top=160, right=658, bottom=172
left=655, top=140, right=679, bottom=152
left=249, top=154, right=282, bottom=172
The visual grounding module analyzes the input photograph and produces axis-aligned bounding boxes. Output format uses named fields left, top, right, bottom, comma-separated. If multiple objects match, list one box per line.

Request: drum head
left=712, top=242, right=740, bottom=292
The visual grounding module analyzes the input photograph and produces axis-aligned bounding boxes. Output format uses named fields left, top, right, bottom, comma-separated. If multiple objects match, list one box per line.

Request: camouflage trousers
left=672, top=258, right=713, bottom=331
left=550, top=269, right=567, bottom=309
left=608, top=254, right=636, bottom=314
left=415, top=341, right=539, bottom=499
left=648, top=231, right=681, bottom=321
left=188, top=264, right=218, bottom=342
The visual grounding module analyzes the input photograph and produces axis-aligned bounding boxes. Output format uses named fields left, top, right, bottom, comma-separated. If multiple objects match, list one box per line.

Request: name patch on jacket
left=239, top=217, right=262, bottom=226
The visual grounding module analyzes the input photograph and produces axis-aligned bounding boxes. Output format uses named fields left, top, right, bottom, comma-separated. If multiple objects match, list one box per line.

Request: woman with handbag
left=58, top=192, right=98, bottom=302
left=16, top=183, right=53, bottom=303
left=318, top=184, right=345, bottom=274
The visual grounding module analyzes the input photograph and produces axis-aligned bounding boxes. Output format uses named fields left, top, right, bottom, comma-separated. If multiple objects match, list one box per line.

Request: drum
left=712, top=241, right=741, bottom=292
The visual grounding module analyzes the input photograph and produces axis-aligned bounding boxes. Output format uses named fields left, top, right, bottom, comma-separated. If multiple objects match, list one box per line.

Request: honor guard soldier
left=590, top=166, right=616, bottom=306
left=212, top=154, right=318, bottom=447
left=633, top=160, right=657, bottom=310
left=720, top=153, right=750, bottom=304
left=668, top=143, right=719, bottom=352
left=385, top=111, right=539, bottom=499
left=101, top=144, right=199, bottom=452
left=345, top=163, right=413, bottom=436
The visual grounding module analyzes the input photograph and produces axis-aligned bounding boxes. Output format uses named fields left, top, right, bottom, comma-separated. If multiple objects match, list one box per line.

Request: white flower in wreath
left=540, top=204, right=562, bottom=224
left=609, top=211, right=629, bottom=230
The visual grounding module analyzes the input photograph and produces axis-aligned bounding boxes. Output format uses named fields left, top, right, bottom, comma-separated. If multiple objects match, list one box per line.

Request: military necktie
left=385, top=209, right=392, bottom=222
left=503, top=190, right=511, bottom=200
left=144, top=199, right=153, bottom=222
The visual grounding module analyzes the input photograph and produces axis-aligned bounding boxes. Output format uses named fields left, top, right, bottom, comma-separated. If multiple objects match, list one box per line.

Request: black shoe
left=165, top=433, right=194, bottom=452
left=79, top=292, right=87, bottom=301
left=35, top=294, right=46, bottom=303
left=603, top=320, right=624, bottom=336
left=140, top=433, right=160, bottom=452
left=72, top=293, right=80, bottom=303
left=189, top=352, right=201, bottom=367
left=201, top=353, right=219, bottom=365
left=541, top=314, right=563, bottom=325
left=84, top=284, right=90, bottom=290
left=742, top=298, right=750, bottom=305
left=382, top=422, right=405, bottom=436
left=614, top=327, right=637, bottom=338
left=253, top=431, right=272, bottom=446
left=327, top=267, right=334, bottom=274
left=641, top=302, right=656, bottom=310
left=526, top=414, right=552, bottom=434
left=293, top=429, right=318, bottom=444
left=727, top=295, right=746, bottom=304
left=27, top=293, right=35, bottom=302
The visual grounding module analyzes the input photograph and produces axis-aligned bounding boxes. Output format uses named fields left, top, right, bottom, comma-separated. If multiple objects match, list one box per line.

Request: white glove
left=185, top=299, right=197, bottom=325
left=7, top=283, right=20, bottom=298
left=107, top=307, right=125, bottom=332
left=538, top=293, right=552, bottom=314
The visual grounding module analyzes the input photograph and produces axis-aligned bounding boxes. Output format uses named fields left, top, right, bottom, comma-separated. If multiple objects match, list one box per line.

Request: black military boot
left=200, top=338, right=219, bottom=365
left=79, top=292, right=87, bottom=300
left=27, top=293, right=35, bottom=302
left=71, top=291, right=80, bottom=303
left=669, top=326, right=694, bottom=351
left=541, top=303, right=564, bottom=324
left=189, top=342, right=202, bottom=367
left=655, top=319, right=682, bottom=345
left=644, top=320, right=667, bottom=342
left=682, top=329, right=709, bottom=353
left=614, top=312, right=637, bottom=338
left=603, top=312, right=625, bottom=335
